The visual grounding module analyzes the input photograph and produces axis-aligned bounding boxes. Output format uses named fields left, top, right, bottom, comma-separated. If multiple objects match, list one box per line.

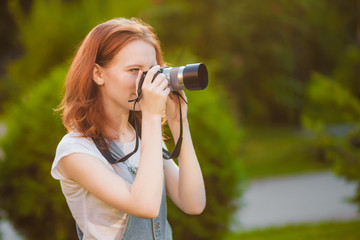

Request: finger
left=158, top=78, right=169, bottom=90
left=152, top=73, right=167, bottom=87
left=163, top=87, right=171, bottom=96
left=143, top=65, right=160, bottom=86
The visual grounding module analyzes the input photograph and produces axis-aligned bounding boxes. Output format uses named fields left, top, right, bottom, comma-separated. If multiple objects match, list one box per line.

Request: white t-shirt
left=51, top=131, right=140, bottom=239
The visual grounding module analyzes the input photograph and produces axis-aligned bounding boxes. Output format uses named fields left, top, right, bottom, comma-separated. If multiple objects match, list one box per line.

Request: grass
left=223, top=220, right=360, bottom=240
left=241, top=126, right=331, bottom=179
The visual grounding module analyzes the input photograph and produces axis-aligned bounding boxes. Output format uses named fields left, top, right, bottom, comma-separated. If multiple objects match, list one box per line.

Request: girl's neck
left=104, top=107, right=135, bottom=143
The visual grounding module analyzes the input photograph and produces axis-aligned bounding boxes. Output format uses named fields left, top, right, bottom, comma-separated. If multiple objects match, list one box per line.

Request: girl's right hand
left=136, top=65, right=170, bottom=117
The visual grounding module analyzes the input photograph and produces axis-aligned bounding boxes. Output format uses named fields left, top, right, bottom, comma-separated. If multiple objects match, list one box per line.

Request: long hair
left=59, top=18, right=164, bottom=145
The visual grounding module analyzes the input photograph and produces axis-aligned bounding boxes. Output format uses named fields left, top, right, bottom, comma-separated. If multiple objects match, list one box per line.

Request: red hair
left=59, top=18, right=164, bottom=143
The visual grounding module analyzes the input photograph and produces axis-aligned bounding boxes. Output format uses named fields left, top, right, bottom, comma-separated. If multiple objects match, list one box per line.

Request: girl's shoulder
left=56, top=131, right=99, bottom=159
left=52, top=132, right=104, bottom=180
left=61, top=131, right=89, bottom=143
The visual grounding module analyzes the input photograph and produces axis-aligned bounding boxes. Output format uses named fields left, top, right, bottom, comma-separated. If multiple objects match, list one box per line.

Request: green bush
left=0, top=65, right=77, bottom=239
left=301, top=68, right=360, bottom=210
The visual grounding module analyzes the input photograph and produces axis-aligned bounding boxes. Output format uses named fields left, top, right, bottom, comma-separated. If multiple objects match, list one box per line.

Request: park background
left=0, top=0, right=359, bottom=239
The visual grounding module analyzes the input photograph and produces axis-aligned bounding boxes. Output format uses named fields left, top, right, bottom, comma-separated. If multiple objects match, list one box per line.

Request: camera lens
left=183, top=63, right=208, bottom=90
left=162, top=63, right=208, bottom=91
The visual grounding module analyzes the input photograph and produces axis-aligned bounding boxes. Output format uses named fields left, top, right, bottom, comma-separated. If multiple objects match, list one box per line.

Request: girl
left=51, top=17, right=206, bottom=240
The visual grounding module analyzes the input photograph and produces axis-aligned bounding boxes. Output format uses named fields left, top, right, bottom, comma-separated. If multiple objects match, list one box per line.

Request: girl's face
left=95, top=39, right=157, bottom=113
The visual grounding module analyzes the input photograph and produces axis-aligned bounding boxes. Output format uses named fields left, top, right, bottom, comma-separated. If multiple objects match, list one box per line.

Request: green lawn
left=223, top=220, right=360, bottom=240
left=241, top=126, right=331, bottom=179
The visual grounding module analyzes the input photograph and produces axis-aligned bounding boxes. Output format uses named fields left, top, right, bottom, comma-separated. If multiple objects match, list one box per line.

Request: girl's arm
left=164, top=93, right=206, bottom=214
left=57, top=113, right=163, bottom=218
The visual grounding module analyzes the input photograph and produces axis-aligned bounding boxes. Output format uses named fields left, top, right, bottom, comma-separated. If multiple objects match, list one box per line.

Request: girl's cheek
left=128, top=73, right=139, bottom=87
left=117, top=73, right=136, bottom=87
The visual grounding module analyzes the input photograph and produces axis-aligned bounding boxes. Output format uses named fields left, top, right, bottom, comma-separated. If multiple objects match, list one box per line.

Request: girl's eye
left=129, top=68, right=140, bottom=72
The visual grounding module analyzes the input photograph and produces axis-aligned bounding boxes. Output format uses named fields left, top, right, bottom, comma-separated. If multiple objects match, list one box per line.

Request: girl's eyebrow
left=125, top=64, right=156, bottom=69
left=125, top=64, right=143, bottom=68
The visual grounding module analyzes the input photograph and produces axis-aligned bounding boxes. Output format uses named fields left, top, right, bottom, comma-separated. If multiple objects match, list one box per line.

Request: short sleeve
left=51, top=132, right=105, bottom=180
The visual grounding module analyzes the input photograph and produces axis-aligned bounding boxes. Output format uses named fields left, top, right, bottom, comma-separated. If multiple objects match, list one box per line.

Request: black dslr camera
left=137, top=63, right=208, bottom=99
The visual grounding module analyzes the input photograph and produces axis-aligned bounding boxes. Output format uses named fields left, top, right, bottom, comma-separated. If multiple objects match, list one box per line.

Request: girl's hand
left=165, top=90, right=188, bottom=125
left=136, top=65, right=170, bottom=117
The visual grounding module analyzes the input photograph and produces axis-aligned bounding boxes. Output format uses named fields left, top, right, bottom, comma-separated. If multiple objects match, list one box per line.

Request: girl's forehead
left=112, top=40, right=157, bottom=66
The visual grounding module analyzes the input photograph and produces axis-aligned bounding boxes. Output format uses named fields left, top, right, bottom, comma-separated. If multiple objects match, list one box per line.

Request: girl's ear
left=93, top=64, right=105, bottom=86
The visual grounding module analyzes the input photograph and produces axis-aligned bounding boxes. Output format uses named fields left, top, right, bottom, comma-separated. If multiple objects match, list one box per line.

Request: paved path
left=233, top=171, right=360, bottom=230
left=0, top=219, right=23, bottom=240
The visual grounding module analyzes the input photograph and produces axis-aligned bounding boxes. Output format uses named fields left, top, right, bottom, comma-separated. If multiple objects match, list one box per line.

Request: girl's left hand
left=165, top=91, right=188, bottom=124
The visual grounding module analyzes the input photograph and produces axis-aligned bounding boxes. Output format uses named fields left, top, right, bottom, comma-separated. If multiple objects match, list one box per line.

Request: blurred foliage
left=2, top=0, right=359, bottom=126
left=147, top=0, right=359, bottom=125
left=223, top=220, right=360, bottom=240
left=0, top=0, right=243, bottom=239
left=301, top=46, right=360, bottom=209
left=0, top=0, right=31, bottom=106
left=0, top=65, right=76, bottom=239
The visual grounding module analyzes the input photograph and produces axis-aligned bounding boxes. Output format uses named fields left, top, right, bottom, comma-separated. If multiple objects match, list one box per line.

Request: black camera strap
left=93, top=91, right=186, bottom=164
left=162, top=91, right=187, bottom=159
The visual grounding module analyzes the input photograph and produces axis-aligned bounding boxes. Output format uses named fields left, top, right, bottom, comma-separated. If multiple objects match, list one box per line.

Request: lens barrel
left=162, top=63, right=208, bottom=91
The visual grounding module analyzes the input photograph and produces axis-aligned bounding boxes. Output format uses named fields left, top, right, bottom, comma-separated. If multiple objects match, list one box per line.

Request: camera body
left=137, top=63, right=208, bottom=98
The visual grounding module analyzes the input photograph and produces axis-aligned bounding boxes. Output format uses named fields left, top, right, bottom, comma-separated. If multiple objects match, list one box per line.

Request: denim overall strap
left=108, top=139, right=172, bottom=239
left=76, top=224, right=84, bottom=240
left=120, top=183, right=172, bottom=240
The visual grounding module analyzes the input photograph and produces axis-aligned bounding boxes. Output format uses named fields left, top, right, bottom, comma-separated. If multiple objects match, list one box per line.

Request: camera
left=140, top=63, right=208, bottom=92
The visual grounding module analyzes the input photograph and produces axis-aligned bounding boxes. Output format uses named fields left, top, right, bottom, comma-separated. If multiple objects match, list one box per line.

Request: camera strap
left=93, top=91, right=186, bottom=164
left=162, top=91, right=187, bottom=159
